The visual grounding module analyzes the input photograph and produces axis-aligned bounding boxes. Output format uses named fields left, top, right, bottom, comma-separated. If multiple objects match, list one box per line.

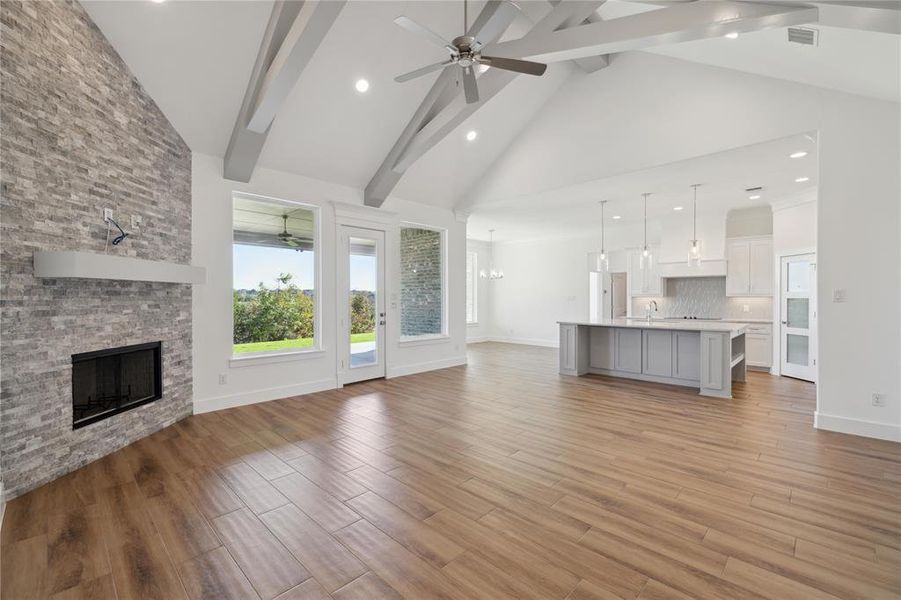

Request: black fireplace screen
left=71, top=341, right=162, bottom=428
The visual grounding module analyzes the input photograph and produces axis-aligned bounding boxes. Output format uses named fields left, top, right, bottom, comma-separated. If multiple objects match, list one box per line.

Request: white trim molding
left=332, top=201, right=397, bottom=229
left=815, top=412, right=901, bottom=442
left=229, top=349, right=326, bottom=369
left=194, top=377, right=338, bottom=414
left=484, top=336, right=560, bottom=348
left=387, top=356, right=466, bottom=379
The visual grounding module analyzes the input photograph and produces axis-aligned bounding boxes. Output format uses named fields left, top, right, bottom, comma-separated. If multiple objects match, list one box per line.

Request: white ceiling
left=81, top=0, right=896, bottom=211
left=649, top=25, right=900, bottom=103
left=81, top=0, right=273, bottom=156
left=82, top=0, right=568, bottom=206
left=468, top=132, right=819, bottom=242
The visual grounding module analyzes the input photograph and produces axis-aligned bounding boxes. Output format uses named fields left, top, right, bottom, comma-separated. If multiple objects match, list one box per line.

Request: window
left=400, top=225, right=445, bottom=339
left=232, top=193, right=318, bottom=356
left=466, top=251, right=478, bottom=324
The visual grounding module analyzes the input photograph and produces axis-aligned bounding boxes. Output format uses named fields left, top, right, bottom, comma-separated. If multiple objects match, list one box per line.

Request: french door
left=780, top=253, right=817, bottom=382
left=339, top=226, right=386, bottom=383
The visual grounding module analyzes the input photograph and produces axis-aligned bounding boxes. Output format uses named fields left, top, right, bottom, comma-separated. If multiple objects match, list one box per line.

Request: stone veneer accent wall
left=0, top=0, right=192, bottom=499
left=400, top=227, right=443, bottom=336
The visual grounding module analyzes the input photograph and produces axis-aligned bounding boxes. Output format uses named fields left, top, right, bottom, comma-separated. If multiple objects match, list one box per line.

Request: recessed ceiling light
left=354, top=79, right=370, bottom=93
left=789, top=151, right=808, bottom=159
left=673, top=206, right=683, bottom=211
left=724, top=32, right=739, bottom=40
left=749, top=194, right=761, bottom=200
left=795, top=176, right=810, bottom=183
left=612, top=215, right=622, bottom=220
left=151, top=0, right=166, bottom=4
left=465, top=130, right=478, bottom=142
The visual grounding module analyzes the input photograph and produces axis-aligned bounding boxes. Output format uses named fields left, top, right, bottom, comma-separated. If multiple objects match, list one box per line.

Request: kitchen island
left=559, top=319, right=747, bottom=398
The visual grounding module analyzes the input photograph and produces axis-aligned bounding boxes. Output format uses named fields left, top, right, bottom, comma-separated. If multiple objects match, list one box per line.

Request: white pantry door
left=780, top=253, right=817, bottom=382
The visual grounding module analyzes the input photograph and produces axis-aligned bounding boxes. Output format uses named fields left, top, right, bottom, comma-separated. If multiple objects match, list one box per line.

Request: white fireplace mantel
left=33, top=251, right=205, bottom=284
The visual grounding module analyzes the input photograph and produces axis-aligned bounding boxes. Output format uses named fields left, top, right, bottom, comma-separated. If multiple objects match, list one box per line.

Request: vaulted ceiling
left=82, top=0, right=899, bottom=216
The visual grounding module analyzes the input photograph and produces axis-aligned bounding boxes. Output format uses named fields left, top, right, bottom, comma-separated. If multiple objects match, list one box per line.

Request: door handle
left=781, top=321, right=787, bottom=325
left=379, top=320, right=385, bottom=326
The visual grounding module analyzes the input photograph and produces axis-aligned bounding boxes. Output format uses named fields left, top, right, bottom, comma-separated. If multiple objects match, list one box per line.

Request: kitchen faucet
left=646, top=300, right=658, bottom=321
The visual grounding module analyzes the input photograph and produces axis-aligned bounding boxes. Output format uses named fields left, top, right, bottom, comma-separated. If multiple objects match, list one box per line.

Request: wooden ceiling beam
left=224, top=1, right=346, bottom=182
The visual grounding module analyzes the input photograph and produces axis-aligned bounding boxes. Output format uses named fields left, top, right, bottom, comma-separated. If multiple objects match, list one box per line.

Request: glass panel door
left=780, top=253, right=816, bottom=382
left=340, top=226, right=385, bottom=383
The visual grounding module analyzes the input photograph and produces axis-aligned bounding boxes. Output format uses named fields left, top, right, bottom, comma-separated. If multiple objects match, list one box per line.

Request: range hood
left=657, top=259, right=727, bottom=279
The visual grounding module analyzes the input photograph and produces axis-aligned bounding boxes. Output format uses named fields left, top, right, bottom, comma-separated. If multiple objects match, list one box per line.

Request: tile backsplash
left=632, top=277, right=773, bottom=320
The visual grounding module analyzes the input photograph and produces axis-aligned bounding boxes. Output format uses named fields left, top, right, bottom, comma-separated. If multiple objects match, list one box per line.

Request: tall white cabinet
left=726, top=237, right=773, bottom=297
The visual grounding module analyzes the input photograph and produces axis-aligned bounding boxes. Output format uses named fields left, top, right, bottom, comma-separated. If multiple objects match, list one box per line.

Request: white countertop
left=558, top=318, right=746, bottom=334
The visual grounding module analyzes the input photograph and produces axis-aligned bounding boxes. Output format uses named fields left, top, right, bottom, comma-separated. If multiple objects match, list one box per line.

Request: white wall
left=487, top=231, right=634, bottom=346
left=465, top=239, right=492, bottom=343
left=192, top=153, right=466, bottom=413
left=773, top=197, right=817, bottom=256
left=469, top=53, right=900, bottom=441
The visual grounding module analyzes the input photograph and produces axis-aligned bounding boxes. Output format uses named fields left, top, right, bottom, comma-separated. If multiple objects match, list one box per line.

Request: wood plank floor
left=3, top=342, right=900, bottom=599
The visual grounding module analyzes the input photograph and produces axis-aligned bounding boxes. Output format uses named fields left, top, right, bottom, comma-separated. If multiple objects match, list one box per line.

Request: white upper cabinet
left=628, top=247, right=663, bottom=297
left=726, top=237, right=773, bottom=297
left=749, top=239, right=773, bottom=295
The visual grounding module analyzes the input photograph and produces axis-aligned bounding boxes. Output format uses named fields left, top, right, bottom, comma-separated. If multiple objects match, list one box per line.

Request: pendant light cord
left=600, top=200, right=606, bottom=252
left=642, top=193, right=649, bottom=248
left=692, top=184, right=698, bottom=241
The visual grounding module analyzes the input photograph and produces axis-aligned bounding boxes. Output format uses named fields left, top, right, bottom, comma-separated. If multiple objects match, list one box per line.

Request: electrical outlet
left=218, top=374, right=227, bottom=385
left=103, top=208, right=113, bottom=222
left=832, top=289, right=847, bottom=303
left=872, top=393, right=886, bottom=407
left=742, top=304, right=750, bottom=313
left=131, top=215, right=142, bottom=229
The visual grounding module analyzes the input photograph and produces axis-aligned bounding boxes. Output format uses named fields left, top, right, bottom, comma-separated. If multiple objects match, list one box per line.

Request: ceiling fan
left=276, top=214, right=303, bottom=249
left=393, top=0, right=547, bottom=104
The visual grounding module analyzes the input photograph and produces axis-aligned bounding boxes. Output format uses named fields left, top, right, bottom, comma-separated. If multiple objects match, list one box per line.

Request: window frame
left=398, top=222, right=448, bottom=343
left=466, top=250, right=478, bottom=325
left=230, top=191, right=322, bottom=361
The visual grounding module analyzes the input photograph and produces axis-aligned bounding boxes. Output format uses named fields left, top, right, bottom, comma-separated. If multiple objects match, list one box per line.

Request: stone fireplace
left=0, top=0, right=193, bottom=499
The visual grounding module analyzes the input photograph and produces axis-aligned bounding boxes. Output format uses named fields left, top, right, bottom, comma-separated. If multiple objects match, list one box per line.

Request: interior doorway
left=779, top=253, right=817, bottom=382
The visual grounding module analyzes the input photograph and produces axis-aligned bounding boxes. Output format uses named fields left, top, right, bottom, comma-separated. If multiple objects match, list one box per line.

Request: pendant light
left=588, top=200, right=609, bottom=273
left=639, top=193, right=653, bottom=270
left=687, top=183, right=702, bottom=267
left=479, top=229, right=504, bottom=280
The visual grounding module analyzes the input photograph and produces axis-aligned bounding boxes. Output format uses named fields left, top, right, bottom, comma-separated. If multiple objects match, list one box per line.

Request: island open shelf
left=559, top=319, right=747, bottom=398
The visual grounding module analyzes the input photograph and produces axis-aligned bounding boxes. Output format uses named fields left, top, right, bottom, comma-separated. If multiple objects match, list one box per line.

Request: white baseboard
left=194, top=378, right=338, bottom=414
left=814, top=412, right=901, bottom=442
left=387, top=356, right=466, bottom=378
left=481, top=336, right=559, bottom=349
left=466, top=336, right=491, bottom=344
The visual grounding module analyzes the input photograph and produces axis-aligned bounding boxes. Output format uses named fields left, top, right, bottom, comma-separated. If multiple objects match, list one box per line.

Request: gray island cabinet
left=559, top=319, right=747, bottom=398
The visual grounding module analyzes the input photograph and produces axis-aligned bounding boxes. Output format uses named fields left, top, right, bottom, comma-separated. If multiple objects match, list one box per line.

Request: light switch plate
left=832, top=289, right=847, bottom=303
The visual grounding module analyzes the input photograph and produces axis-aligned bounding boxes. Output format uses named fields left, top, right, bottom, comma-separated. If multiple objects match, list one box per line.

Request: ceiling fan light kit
left=393, top=0, right=547, bottom=104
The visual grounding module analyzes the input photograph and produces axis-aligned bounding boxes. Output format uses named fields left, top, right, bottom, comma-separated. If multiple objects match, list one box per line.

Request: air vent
left=745, top=186, right=763, bottom=192
left=788, top=27, right=818, bottom=46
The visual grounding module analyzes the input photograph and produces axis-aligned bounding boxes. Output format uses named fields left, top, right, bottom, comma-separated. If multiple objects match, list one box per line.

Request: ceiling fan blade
left=478, top=55, right=547, bottom=77
left=471, top=1, right=520, bottom=45
left=394, top=16, right=456, bottom=54
left=395, top=59, right=454, bottom=83
left=461, top=66, right=479, bottom=104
